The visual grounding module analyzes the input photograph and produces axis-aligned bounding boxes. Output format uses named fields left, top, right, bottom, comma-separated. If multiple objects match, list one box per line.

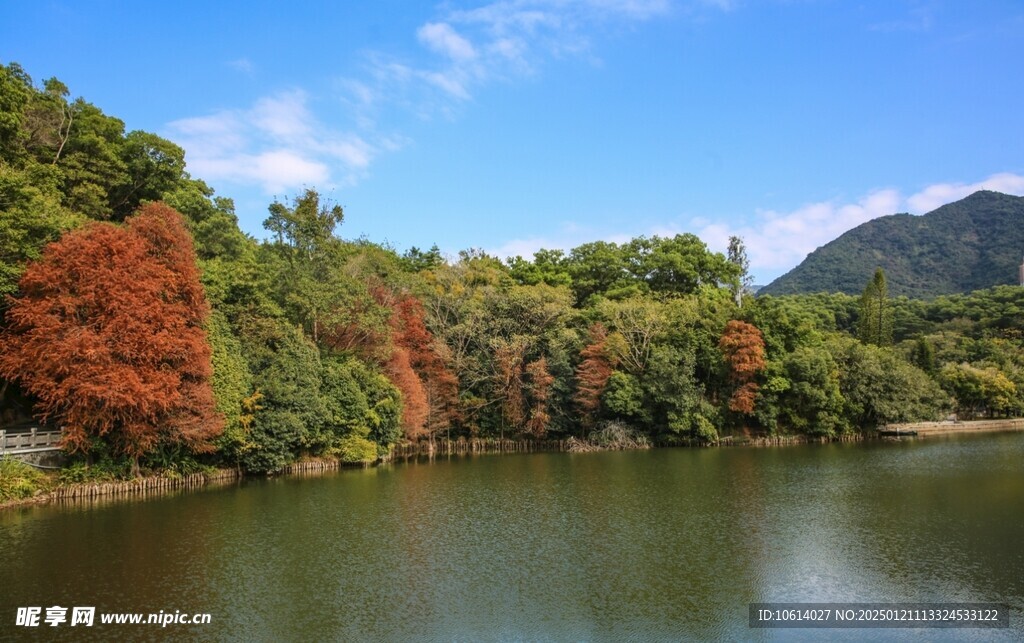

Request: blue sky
left=3, top=1, right=1023, bottom=283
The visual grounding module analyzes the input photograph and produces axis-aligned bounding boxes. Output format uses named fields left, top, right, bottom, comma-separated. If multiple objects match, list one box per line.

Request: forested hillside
left=761, top=191, right=1024, bottom=298
left=2, top=62, right=1023, bottom=479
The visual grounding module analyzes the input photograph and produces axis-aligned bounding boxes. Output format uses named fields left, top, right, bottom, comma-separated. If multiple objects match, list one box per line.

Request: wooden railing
left=0, top=428, right=63, bottom=454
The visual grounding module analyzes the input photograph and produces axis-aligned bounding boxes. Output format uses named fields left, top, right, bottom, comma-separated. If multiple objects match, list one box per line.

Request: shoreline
left=880, top=418, right=1024, bottom=436
left=3, top=419, right=1022, bottom=512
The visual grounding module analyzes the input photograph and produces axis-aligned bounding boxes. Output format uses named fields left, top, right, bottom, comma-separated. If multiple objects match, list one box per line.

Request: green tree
left=0, top=63, right=32, bottom=162
left=858, top=267, right=893, bottom=346
left=939, top=362, right=1018, bottom=418
left=507, top=248, right=572, bottom=288
left=207, top=311, right=254, bottom=467
left=109, top=130, right=186, bottom=220
left=910, top=336, right=937, bottom=375
left=567, top=240, right=634, bottom=303
left=777, top=346, right=846, bottom=436
left=829, top=336, right=948, bottom=428
left=320, top=356, right=400, bottom=462
left=262, top=190, right=354, bottom=345
left=401, top=244, right=444, bottom=272
left=602, top=370, right=648, bottom=424
left=727, top=235, right=752, bottom=307
left=236, top=315, right=326, bottom=473
left=0, top=163, right=83, bottom=297
left=625, top=234, right=739, bottom=295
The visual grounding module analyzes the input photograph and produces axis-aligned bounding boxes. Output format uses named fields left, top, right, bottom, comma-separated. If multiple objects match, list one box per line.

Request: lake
left=3, top=432, right=1023, bottom=641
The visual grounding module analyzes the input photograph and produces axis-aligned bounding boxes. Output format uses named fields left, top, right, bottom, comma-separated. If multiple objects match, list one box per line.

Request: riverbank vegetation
left=0, top=456, right=52, bottom=502
left=2, top=63, right=1023, bottom=478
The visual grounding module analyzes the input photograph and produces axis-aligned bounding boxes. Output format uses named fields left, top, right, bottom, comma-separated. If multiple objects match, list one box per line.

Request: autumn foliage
left=574, top=323, right=615, bottom=426
left=718, top=320, right=766, bottom=415
left=525, top=357, right=555, bottom=438
left=0, top=202, right=223, bottom=466
left=385, top=346, right=430, bottom=441
left=495, top=339, right=527, bottom=431
left=374, top=292, right=463, bottom=441
left=391, top=295, right=459, bottom=438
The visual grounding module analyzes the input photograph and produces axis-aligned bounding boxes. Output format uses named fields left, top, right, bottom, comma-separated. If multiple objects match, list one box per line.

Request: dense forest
left=2, top=62, right=1023, bottom=478
left=761, top=190, right=1024, bottom=298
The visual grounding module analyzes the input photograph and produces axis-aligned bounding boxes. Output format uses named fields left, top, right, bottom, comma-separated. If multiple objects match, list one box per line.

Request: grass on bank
left=0, top=449, right=226, bottom=505
left=0, top=456, right=54, bottom=502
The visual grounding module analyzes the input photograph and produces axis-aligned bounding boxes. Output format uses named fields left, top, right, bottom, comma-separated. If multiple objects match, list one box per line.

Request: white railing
left=0, top=428, right=63, bottom=454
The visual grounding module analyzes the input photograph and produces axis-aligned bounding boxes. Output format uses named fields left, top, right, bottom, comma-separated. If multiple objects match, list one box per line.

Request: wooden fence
left=389, top=438, right=571, bottom=458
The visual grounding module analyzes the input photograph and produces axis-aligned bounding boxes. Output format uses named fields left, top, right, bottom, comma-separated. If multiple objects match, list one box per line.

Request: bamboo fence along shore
left=4, top=419, right=1022, bottom=511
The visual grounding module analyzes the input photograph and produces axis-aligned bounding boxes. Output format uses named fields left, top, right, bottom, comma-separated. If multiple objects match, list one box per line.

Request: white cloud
left=694, top=189, right=902, bottom=276
left=905, top=173, right=1024, bottom=214
left=486, top=227, right=632, bottom=261
left=315, top=137, right=375, bottom=169
left=419, top=70, right=472, bottom=100
left=486, top=171, right=1024, bottom=283
left=171, top=1, right=702, bottom=197
left=353, top=0, right=682, bottom=121
left=167, top=91, right=378, bottom=195
left=693, top=172, right=1024, bottom=283
left=489, top=236, right=564, bottom=260
left=418, top=22, right=478, bottom=61
left=190, top=151, right=330, bottom=195
left=168, top=112, right=247, bottom=158
left=252, top=151, right=330, bottom=191
left=250, top=91, right=313, bottom=139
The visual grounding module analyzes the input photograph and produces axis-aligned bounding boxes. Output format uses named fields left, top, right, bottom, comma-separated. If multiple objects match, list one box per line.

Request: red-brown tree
left=385, top=345, right=429, bottom=441
left=390, top=295, right=459, bottom=441
left=574, top=323, right=615, bottom=428
left=718, top=319, right=766, bottom=415
left=525, top=356, right=555, bottom=438
left=0, top=202, right=223, bottom=473
left=494, top=339, right=527, bottom=437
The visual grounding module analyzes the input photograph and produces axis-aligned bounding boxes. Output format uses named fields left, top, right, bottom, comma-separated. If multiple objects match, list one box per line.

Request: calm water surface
left=2, top=432, right=1023, bottom=641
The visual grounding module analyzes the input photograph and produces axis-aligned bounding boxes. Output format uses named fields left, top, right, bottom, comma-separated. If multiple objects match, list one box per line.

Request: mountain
left=760, top=191, right=1024, bottom=298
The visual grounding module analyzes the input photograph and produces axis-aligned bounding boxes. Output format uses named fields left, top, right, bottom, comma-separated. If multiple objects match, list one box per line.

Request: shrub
left=0, top=456, right=50, bottom=501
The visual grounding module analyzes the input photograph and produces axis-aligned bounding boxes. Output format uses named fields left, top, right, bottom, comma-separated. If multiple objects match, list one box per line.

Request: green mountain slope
left=760, top=191, right=1024, bottom=298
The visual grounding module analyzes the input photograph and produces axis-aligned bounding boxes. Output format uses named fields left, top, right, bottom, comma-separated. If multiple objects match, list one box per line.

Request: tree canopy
left=0, top=203, right=221, bottom=472
left=2, top=62, right=1022, bottom=476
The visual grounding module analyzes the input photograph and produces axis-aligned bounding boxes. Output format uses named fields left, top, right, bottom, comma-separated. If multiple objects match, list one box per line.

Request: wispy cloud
left=226, top=57, right=255, bottom=75
left=485, top=172, right=1024, bottom=282
left=167, top=90, right=379, bottom=195
left=170, top=1, right=711, bottom=197
left=694, top=172, right=1024, bottom=281
left=487, top=228, right=633, bottom=261
left=695, top=189, right=905, bottom=280
left=350, top=0, right=678, bottom=119
left=904, top=173, right=1024, bottom=213
left=418, top=22, right=478, bottom=62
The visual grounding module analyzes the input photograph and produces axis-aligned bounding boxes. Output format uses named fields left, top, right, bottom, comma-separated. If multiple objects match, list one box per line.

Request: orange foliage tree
left=391, top=295, right=459, bottom=441
left=0, top=203, right=223, bottom=472
left=385, top=346, right=429, bottom=441
left=525, top=356, right=555, bottom=438
left=718, top=320, right=766, bottom=415
left=574, top=323, right=615, bottom=428
left=494, top=339, right=527, bottom=438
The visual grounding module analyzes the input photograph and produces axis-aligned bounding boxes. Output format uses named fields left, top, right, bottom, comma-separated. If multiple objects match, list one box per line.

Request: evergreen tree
left=857, top=267, right=893, bottom=346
